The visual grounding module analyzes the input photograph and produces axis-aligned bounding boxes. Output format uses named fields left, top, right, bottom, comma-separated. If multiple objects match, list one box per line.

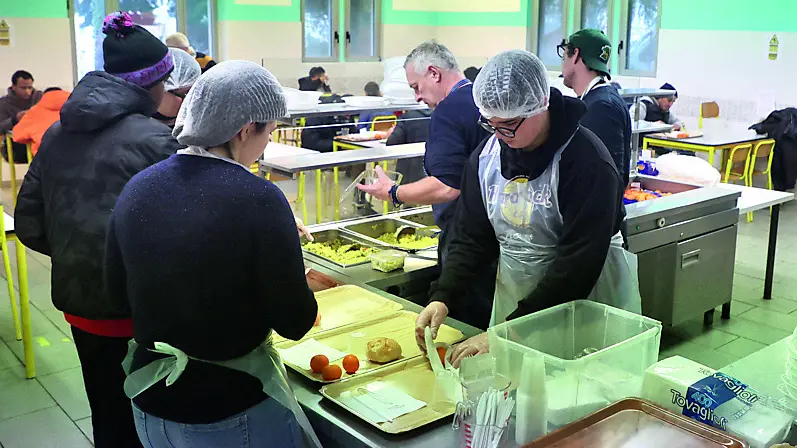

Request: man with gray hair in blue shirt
left=359, top=40, right=494, bottom=329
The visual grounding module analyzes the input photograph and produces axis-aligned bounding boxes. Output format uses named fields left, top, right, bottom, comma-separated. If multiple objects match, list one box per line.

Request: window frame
left=68, top=0, right=217, bottom=84
left=343, top=0, right=382, bottom=62
left=572, top=0, right=615, bottom=44
left=617, top=0, right=661, bottom=77
left=301, top=0, right=340, bottom=63
left=528, top=0, right=569, bottom=71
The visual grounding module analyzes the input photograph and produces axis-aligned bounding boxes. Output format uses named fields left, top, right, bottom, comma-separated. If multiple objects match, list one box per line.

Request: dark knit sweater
left=105, top=153, right=317, bottom=423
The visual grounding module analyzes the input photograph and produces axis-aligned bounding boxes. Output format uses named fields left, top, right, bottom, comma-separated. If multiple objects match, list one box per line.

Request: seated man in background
left=1, top=70, right=43, bottom=163
left=298, top=67, right=332, bottom=93
left=164, top=32, right=217, bottom=73
left=301, top=95, right=356, bottom=153
left=12, top=87, right=71, bottom=156
left=630, top=82, right=684, bottom=131
left=357, top=81, right=383, bottom=131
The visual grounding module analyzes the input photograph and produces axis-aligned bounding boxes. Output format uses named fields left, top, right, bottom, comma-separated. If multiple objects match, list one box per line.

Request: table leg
left=333, top=141, right=340, bottom=221
left=703, top=309, right=715, bottom=326
left=764, top=204, right=780, bottom=300
left=721, top=302, right=731, bottom=320
left=298, top=172, right=307, bottom=224
left=707, top=149, right=714, bottom=166
left=381, top=161, right=389, bottom=215
left=315, top=169, right=323, bottom=224
left=16, top=240, right=34, bottom=379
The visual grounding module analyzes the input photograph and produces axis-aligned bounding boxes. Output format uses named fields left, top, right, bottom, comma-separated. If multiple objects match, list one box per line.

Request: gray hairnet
left=164, top=48, right=201, bottom=91
left=473, top=50, right=550, bottom=119
left=173, top=60, right=287, bottom=148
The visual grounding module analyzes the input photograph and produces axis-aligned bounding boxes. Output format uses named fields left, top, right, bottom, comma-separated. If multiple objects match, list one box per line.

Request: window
left=69, top=0, right=215, bottom=82
left=302, top=0, right=380, bottom=62
left=579, top=0, right=611, bottom=35
left=528, top=0, right=567, bottom=69
left=619, top=0, right=660, bottom=76
left=303, top=0, right=336, bottom=60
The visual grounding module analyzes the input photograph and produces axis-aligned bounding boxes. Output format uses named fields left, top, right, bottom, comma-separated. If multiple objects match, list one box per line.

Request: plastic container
left=488, top=300, right=661, bottom=431
left=368, top=250, right=406, bottom=272
left=523, top=398, right=749, bottom=447
left=458, top=414, right=510, bottom=448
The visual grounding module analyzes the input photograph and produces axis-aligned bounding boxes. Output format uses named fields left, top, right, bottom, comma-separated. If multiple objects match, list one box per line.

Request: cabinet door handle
left=681, top=249, right=700, bottom=268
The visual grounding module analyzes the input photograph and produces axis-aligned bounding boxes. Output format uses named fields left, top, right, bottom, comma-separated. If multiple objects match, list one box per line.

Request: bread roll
left=366, top=337, right=402, bottom=363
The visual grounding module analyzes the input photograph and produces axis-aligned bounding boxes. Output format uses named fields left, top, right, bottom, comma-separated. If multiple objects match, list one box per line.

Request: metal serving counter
left=626, top=176, right=741, bottom=327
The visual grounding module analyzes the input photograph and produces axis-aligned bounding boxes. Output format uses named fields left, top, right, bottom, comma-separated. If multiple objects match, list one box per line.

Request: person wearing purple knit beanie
left=14, top=11, right=182, bottom=448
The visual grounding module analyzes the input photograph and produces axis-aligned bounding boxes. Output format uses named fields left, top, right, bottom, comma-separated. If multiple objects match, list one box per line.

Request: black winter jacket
left=15, top=72, right=182, bottom=319
left=750, top=108, right=797, bottom=191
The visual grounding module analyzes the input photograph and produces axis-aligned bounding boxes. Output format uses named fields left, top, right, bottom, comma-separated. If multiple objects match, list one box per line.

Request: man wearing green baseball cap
left=559, top=28, right=632, bottom=184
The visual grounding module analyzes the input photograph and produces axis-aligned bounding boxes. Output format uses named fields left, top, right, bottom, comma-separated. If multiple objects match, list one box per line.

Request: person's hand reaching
left=356, top=166, right=394, bottom=201
left=415, top=301, right=449, bottom=351
left=295, top=216, right=313, bottom=241
left=15, top=110, right=26, bottom=122
left=448, top=333, right=489, bottom=368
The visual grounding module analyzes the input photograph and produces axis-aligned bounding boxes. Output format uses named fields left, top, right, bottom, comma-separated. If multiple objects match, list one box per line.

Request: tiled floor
left=0, top=184, right=794, bottom=447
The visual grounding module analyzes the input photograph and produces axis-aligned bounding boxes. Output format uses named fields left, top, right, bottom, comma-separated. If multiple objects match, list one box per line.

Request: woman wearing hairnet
left=415, top=50, right=641, bottom=367
left=104, top=61, right=321, bottom=447
left=152, top=48, right=201, bottom=127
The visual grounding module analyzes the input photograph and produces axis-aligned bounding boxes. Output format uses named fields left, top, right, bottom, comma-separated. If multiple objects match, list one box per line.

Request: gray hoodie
left=0, top=87, right=43, bottom=134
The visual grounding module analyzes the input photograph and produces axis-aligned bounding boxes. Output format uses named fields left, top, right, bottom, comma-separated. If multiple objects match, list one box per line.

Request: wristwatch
left=389, top=183, right=404, bottom=207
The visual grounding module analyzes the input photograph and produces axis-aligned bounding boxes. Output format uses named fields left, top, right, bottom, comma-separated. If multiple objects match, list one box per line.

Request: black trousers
left=71, top=326, right=143, bottom=448
left=0, top=140, right=29, bottom=164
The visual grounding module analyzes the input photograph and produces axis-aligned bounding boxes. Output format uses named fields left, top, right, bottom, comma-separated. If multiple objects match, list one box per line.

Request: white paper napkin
left=339, top=386, right=426, bottom=423
left=277, top=339, right=346, bottom=370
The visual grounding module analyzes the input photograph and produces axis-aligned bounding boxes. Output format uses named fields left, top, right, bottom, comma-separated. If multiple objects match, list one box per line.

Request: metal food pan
left=301, top=229, right=377, bottom=268
left=341, top=218, right=438, bottom=252
left=397, top=211, right=438, bottom=228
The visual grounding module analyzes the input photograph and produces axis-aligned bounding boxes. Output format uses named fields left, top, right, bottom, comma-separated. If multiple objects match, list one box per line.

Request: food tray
left=276, top=310, right=464, bottom=383
left=320, top=357, right=457, bottom=434
left=301, top=229, right=378, bottom=268
left=273, top=285, right=403, bottom=344
left=342, top=218, right=438, bottom=252
left=397, top=211, right=437, bottom=228
left=522, top=398, right=748, bottom=447
left=305, top=269, right=340, bottom=292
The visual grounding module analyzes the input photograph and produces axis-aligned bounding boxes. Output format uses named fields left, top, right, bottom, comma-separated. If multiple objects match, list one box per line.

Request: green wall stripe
left=0, top=0, right=67, bottom=18
left=610, top=0, right=622, bottom=74
left=382, top=0, right=527, bottom=27
left=661, top=0, right=797, bottom=32
left=218, top=0, right=300, bottom=22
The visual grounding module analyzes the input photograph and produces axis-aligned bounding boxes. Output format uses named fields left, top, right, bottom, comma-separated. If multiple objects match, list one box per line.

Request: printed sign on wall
left=768, top=35, right=779, bottom=61
left=0, top=20, right=10, bottom=47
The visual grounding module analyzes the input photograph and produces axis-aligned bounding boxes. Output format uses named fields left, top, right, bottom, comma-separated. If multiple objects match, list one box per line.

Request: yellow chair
left=745, top=139, right=776, bottom=222
left=3, top=134, right=33, bottom=207
left=370, top=115, right=397, bottom=132
left=722, top=143, right=754, bottom=222
left=0, top=207, right=34, bottom=378
left=698, top=101, right=719, bottom=130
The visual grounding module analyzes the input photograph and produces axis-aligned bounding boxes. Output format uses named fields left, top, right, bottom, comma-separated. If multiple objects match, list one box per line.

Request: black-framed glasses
left=478, top=116, right=526, bottom=138
left=556, top=39, right=569, bottom=59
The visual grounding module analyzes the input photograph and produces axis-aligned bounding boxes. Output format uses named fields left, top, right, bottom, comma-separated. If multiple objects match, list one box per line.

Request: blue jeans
left=132, top=398, right=305, bottom=448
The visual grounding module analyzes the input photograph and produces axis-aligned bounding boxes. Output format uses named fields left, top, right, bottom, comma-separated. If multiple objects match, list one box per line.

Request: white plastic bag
left=654, top=153, right=721, bottom=186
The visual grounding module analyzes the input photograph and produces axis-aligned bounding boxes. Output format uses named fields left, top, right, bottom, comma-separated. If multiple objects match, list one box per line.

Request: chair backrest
left=701, top=102, right=720, bottom=119
left=371, top=115, right=398, bottom=132
left=729, top=143, right=752, bottom=164
left=752, top=139, right=775, bottom=160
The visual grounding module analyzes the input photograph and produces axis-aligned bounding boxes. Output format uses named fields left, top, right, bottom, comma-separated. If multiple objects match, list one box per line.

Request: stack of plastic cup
left=778, top=329, right=797, bottom=411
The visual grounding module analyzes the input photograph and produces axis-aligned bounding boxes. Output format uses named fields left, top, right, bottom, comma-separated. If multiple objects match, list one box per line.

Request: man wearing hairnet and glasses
left=414, top=50, right=642, bottom=368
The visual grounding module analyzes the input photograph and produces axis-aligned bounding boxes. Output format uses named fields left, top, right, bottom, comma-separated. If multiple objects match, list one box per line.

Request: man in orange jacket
left=12, top=87, right=70, bottom=156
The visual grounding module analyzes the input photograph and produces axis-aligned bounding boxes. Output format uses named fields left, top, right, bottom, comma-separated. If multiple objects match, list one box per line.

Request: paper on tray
left=277, top=339, right=346, bottom=370
left=339, top=385, right=426, bottom=423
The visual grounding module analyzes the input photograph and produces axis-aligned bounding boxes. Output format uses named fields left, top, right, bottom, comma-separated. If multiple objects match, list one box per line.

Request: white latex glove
left=414, top=301, right=449, bottom=351
left=295, top=216, right=313, bottom=241
left=449, top=333, right=489, bottom=368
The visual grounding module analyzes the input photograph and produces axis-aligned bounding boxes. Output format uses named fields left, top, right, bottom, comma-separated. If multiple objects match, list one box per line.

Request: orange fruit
left=342, top=354, right=359, bottom=374
left=436, top=346, right=447, bottom=365
left=314, top=312, right=322, bottom=327
left=321, top=364, right=342, bottom=381
left=310, top=354, right=329, bottom=373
